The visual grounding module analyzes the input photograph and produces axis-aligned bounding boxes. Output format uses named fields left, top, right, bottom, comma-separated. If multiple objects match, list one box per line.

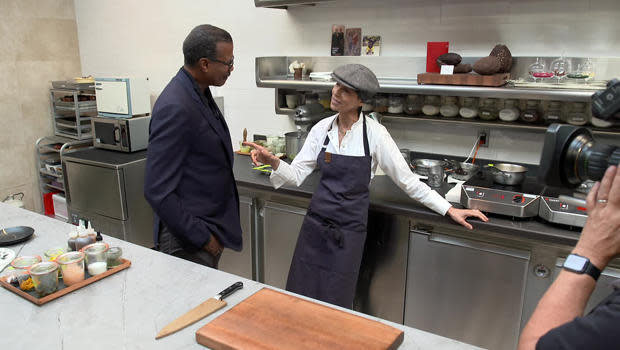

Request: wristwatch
left=563, top=253, right=601, bottom=281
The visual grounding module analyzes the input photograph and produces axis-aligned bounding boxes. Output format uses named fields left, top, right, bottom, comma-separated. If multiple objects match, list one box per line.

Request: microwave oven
left=92, top=115, right=150, bottom=152
left=95, top=77, right=151, bottom=118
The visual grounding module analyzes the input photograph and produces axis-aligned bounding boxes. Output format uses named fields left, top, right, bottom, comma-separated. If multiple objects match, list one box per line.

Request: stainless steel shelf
left=44, top=183, right=64, bottom=191
left=259, top=77, right=596, bottom=102
left=39, top=168, right=63, bottom=179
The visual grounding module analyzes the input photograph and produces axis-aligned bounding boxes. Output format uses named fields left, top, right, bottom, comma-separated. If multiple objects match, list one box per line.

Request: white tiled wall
left=73, top=0, right=620, bottom=165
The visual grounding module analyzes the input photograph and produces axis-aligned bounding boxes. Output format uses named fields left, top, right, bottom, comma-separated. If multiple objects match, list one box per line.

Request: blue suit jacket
left=144, top=68, right=241, bottom=252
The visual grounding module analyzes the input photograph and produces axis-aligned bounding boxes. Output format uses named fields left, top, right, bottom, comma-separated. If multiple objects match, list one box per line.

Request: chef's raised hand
left=446, top=207, right=489, bottom=230
left=242, top=141, right=280, bottom=169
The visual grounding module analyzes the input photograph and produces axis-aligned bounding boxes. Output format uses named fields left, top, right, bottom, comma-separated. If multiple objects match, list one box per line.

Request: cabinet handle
left=412, top=230, right=530, bottom=260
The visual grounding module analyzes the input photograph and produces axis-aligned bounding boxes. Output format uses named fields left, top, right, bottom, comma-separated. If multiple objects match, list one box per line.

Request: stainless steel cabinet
left=354, top=213, right=409, bottom=324
left=261, top=201, right=306, bottom=289
left=219, top=196, right=255, bottom=280
left=405, top=225, right=530, bottom=350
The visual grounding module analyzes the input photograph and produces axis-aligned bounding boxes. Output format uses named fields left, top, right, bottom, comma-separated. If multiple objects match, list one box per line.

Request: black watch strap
left=584, top=261, right=602, bottom=281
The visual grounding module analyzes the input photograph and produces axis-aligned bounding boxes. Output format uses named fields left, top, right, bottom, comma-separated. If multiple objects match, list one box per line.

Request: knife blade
left=155, top=281, right=243, bottom=340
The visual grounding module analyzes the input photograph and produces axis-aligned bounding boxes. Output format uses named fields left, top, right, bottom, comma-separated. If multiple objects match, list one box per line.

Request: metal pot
left=411, top=159, right=447, bottom=176
left=450, top=162, right=480, bottom=181
left=285, top=131, right=308, bottom=160
left=489, top=163, right=528, bottom=185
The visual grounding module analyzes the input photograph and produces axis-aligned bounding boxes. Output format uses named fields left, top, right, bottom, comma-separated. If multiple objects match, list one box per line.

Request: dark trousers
left=158, top=222, right=221, bottom=269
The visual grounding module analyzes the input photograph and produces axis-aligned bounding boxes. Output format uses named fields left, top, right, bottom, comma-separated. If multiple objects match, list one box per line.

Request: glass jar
left=439, top=96, right=459, bottom=118
left=11, top=255, right=42, bottom=270
left=388, top=95, right=404, bottom=114
left=81, top=242, right=110, bottom=276
left=106, top=247, right=123, bottom=268
left=479, top=98, right=498, bottom=121
left=361, top=98, right=374, bottom=112
left=57, top=251, right=85, bottom=286
left=29, top=261, right=59, bottom=297
left=459, top=97, right=479, bottom=119
left=499, top=99, right=520, bottom=122
left=44, top=247, right=66, bottom=262
left=373, top=94, right=388, bottom=113
left=421, top=95, right=440, bottom=116
left=520, top=100, right=542, bottom=124
left=404, top=95, right=422, bottom=115
left=9, top=255, right=42, bottom=291
left=318, top=91, right=331, bottom=110
left=528, top=57, right=553, bottom=82
left=543, top=101, right=565, bottom=124
left=567, top=102, right=589, bottom=126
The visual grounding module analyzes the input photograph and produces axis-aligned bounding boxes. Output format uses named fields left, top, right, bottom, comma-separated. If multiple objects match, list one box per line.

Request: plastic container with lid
left=566, top=102, right=589, bottom=126
left=543, top=101, right=566, bottom=125
left=388, top=95, right=404, bottom=114
left=29, top=261, right=59, bottom=297
left=56, top=251, right=85, bottom=286
left=499, top=99, right=520, bottom=122
left=422, top=95, right=440, bottom=116
left=439, top=96, right=459, bottom=118
left=479, top=98, right=499, bottom=121
left=81, top=242, right=109, bottom=275
left=373, top=94, right=389, bottom=113
left=404, top=95, right=422, bottom=115
left=44, top=247, right=66, bottom=262
left=459, top=97, right=479, bottom=119
left=520, top=100, right=542, bottom=124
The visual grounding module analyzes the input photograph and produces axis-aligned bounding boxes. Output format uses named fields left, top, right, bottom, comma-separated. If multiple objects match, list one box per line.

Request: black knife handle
left=218, top=281, right=243, bottom=300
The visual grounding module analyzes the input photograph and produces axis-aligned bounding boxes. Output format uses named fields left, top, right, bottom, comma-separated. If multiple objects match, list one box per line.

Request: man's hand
left=573, top=165, right=620, bottom=269
left=446, top=207, right=489, bottom=230
left=243, top=141, right=280, bottom=170
left=203, top=234, right=223, bottom=256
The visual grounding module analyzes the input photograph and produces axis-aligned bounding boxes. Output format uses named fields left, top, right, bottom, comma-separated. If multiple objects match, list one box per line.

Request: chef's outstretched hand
left=446, top=207, right=488, bottom=230
left=243, top=141, right=280, bottom=169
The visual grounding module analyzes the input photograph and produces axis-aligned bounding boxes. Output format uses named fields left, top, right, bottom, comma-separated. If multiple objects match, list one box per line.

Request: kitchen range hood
left=254, top=0, right=333, bottom=8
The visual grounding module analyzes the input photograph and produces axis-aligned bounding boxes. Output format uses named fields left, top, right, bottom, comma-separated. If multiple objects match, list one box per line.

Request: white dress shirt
left=270, top=113, right=452, bottom=215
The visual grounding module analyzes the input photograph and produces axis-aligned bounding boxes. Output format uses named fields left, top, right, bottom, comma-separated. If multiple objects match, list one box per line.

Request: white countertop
left=0, top=203, right=482, bottom=350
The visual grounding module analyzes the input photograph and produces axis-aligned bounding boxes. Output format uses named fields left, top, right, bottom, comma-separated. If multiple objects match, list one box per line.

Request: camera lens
left=564, top=135, right=620, bottom=185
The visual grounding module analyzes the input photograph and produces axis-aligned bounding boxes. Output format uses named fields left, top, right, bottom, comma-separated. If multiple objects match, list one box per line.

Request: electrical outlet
left=478, top=129, right=489, bottom=148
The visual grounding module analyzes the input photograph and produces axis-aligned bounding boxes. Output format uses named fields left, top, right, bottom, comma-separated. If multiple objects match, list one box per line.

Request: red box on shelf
left=426, top=42, right=449, bottom=73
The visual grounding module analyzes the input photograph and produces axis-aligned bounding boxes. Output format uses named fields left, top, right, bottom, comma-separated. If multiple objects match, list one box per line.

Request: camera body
left=539, top=79, right=620, bottom=188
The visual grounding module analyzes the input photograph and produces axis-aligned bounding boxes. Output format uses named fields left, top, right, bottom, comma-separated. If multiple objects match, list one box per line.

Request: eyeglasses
left=209, top=56, right=234, bottom=70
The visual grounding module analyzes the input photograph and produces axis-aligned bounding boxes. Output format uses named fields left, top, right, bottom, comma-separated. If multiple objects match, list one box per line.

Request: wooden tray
left=417, top=72, right=510, bottom=87
left=0, top=258, right=131, bottom=305
left=196, top=288, right=404, bottom=350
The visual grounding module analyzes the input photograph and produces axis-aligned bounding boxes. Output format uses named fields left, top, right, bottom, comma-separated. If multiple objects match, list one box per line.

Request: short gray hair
left=183, top=24, right=232, bottom=66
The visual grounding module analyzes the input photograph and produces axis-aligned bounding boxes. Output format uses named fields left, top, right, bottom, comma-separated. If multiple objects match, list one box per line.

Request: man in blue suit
left=144, top=24, right=241, bottom=268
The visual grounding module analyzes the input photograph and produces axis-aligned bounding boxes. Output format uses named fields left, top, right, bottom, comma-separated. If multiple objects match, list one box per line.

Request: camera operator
left=518, top=165, right=620, bottom=350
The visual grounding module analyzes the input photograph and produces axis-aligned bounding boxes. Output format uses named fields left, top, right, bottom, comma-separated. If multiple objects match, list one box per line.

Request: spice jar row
left=6, top=242, right=124, bottom=297
left=369, top=94, right=612, bottom=128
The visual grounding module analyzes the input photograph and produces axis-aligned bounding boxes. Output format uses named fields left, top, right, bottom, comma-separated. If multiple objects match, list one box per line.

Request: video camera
left=539, top=79, right=620, bottom=188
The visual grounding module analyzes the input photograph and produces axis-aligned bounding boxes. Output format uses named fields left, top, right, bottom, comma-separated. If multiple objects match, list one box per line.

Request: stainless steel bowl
left=450, top=162, right=480, bottom=181
left=411, top=159, right=447, bottom=176
left=490, top=163, right=528, bottom=185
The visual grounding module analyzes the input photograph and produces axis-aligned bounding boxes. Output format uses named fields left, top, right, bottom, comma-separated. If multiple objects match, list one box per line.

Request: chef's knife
left=155, top=281, right=243, bottom=340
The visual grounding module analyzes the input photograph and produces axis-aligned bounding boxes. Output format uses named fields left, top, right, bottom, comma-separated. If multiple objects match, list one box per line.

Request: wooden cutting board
left=417, top=72, right=510, bottom=87
left=196, top=288, right=404, bottom=350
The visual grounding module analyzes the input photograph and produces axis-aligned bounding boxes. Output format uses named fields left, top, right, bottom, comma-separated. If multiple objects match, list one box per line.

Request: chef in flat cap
left=244, top=64, right=487, bottom=308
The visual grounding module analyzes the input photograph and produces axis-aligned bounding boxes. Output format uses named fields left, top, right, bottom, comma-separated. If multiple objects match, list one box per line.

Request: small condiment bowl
left=28, top=261, right=59, bottom=297
left=56, top=251, right=85, bottom=286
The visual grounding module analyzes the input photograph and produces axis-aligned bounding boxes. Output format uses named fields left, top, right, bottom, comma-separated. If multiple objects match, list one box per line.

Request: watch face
left=564, top=254, right=588, bottom=272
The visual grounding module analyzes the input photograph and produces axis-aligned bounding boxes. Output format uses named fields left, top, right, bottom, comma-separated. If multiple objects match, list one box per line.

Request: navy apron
left=286, top=115, right=372, bottom=308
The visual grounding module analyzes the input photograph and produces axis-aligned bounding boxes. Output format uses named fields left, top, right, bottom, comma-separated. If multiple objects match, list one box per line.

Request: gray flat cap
left=331, top=64, right=380, bottom=102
